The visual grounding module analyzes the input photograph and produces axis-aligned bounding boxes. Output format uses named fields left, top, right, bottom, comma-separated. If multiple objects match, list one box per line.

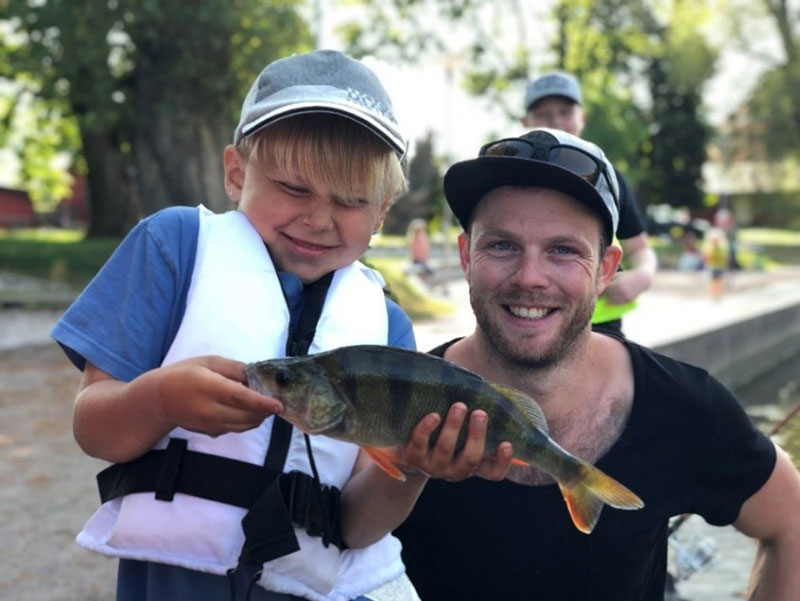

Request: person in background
left=51, top=49, right=501, bottom=601
left=406, top=218, right=434, bottom=277
left=676, top=231, right=705, bottom=272
left=394, top=128, right=800, bottom=601
left=522, top=70, right=658, bottom=335
left=704, top=227, right=729, bottom=300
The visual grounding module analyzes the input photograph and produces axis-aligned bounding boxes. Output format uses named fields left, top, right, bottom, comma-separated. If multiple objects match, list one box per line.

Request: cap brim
left=444, top=156, right=613, bottom=239
left=241, top=102, right=407, bottom=158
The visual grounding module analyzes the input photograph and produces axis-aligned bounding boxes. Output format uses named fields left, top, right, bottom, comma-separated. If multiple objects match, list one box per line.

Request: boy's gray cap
left=234, top=50, right=406, bottom=157
left=444, top=128, right=619, bottom=241
left=525, top=71, right=582, bottom=111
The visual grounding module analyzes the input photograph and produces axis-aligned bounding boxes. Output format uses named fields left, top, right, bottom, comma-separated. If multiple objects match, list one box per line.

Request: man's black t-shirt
left=614, top=166, right=646, bottom=241
left=395, top=338, right=775, bottom=601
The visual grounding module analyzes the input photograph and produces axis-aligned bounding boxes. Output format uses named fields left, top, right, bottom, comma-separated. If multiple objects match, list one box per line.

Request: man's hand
left=400, top=403, right=514, bottom=482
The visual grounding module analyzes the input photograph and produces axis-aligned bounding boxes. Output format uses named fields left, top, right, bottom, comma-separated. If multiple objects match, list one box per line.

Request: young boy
left=52, top=50, right=469, bottom=601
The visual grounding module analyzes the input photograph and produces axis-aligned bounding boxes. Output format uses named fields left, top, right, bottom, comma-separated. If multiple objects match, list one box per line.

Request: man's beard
left=469, top=281, right=596, bottom=370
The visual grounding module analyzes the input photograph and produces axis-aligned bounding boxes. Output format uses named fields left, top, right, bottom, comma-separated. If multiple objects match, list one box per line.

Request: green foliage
left=341, top=0, right=719, bottom=213
left=1, top=1, right=312, bottom=231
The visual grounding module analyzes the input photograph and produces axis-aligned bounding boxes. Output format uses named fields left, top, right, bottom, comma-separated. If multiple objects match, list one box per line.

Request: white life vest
left=77, top=206, right=405, bottom=600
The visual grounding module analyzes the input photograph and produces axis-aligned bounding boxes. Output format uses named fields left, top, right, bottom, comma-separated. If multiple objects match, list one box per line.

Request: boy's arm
left=737, top=445, right=800, bottom=600
left=339, top=403, right=513, bottom=548
left=74, top=357, right=283, bottom=463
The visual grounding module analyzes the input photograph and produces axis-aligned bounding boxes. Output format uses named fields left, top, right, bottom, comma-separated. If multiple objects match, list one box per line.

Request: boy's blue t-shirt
left=51, top=206, right=416, bottom=600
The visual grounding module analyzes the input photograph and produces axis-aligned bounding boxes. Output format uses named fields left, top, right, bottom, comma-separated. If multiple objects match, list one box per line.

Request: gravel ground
left=0, top=343, right=116, bottom=600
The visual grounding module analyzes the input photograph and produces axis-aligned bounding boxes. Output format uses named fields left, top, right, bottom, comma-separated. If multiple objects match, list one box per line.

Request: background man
left=395, top=128, right=800, bottom=601
left=522, top=71, right=657, bottom=335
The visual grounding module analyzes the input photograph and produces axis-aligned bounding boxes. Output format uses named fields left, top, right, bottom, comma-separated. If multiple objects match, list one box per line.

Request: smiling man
left=394, top=128, right=800, bottom=600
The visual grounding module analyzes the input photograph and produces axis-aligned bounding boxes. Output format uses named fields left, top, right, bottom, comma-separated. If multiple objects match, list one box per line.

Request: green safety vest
left=591, top=237, right=638, bottom=324
left=591, top=296, right=637, bottom=324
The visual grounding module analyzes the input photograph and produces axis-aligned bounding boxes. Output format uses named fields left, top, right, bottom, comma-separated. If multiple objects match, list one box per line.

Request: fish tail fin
left=557, top=461, right=644, bottom=534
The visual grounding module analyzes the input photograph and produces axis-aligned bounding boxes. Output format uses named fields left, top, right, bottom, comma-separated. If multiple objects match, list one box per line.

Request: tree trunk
left=134, top=104, right=233, bottom=216
left=82, top=131, right=141, bottom=237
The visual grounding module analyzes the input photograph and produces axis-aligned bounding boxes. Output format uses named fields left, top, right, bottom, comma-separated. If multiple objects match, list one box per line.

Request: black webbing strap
left=96, top=445, right=345, bottom=553
left=263, top=271, right=334, bottom=472
left=237, top=271, right=338, bottom=566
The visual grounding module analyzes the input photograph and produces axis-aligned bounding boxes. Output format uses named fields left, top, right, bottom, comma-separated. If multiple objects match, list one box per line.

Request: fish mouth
left=506, top=305, right=556, bottom=320
left=244, top=364, right=270, bottom=395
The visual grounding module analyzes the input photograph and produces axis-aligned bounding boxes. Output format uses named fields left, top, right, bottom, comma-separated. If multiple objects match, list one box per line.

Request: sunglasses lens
left=482, top=140, right=535, bottom=158
left=548, top=147, right=600, bottom=183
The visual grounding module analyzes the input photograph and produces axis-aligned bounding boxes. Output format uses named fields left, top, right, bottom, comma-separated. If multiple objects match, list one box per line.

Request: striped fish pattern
left=246, top=345, right=643, bottom=533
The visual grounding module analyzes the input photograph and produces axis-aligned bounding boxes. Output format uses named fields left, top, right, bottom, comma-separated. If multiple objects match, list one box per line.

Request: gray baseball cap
left=524, top=71, right=582, bottom=111
left=234, top=50, right=407, bottom=157
left=444, top=128, right=619, bottom=241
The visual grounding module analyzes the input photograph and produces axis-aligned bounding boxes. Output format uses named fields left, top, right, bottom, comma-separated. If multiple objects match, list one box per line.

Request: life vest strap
left=96, top=438, right=346, bottom=557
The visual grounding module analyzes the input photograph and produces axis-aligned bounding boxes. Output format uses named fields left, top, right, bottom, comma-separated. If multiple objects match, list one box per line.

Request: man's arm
left=735, top=444, right=800, bottom=601
left=602, top=232, right=658, bottom=305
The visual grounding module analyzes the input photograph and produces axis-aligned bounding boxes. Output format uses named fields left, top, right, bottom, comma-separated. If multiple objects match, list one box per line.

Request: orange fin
left=557, top=460, right=644, bottom=534
left=511, top=458, right=529, bottom=467
left=363, top=446, right=407, bottom=482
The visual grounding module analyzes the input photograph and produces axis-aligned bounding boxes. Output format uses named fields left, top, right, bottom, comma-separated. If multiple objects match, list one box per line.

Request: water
left=668, top=351, right=800, bottom=601
left=735, top=350, right=800, bottom=468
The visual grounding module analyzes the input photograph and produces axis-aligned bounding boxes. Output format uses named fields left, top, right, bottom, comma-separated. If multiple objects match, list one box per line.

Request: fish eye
left=275, top=369, right=291, bottom=386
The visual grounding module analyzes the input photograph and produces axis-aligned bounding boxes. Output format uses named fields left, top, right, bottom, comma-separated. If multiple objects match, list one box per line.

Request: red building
left=0, top=186, right=35, bottom=228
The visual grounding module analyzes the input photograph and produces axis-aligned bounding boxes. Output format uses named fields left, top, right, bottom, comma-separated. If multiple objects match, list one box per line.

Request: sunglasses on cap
left=479, top=137, right=620, bottom=210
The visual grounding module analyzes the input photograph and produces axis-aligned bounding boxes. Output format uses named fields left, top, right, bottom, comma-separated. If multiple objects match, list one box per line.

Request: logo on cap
left=346, top=88, right=396, bottom=123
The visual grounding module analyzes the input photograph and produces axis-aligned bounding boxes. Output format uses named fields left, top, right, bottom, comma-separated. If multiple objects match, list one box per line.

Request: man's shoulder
left=624, top=338, right=728, bottom=402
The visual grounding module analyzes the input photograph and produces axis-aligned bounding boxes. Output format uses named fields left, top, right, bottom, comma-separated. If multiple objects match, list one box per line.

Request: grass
left=0, top=227, right=455, bottom=320
left=363, top=256, right=456, bottom=321
left=0, top=228, right=120, bottom=288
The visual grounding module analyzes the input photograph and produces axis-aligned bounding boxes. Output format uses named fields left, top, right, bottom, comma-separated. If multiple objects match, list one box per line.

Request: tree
left=2, top=1, right=311, bottom=236
left=340, top=0, right=718, bottom=211
left=383, top=132, right=444, bottom=235
left=723, top=0, right=800, bottom=162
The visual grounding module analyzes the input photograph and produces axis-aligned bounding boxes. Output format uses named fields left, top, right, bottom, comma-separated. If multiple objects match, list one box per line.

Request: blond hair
left=236, top=114, right=407, bottom=207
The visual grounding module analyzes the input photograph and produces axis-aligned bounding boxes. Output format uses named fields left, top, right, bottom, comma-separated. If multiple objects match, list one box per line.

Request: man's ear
left=597, top=244, right=623, bottom=293
left=223, top=145, right=245, bottom=202
left=521, top=113, right=533, bottom=127
left=458, top=232, right=470, bottom=276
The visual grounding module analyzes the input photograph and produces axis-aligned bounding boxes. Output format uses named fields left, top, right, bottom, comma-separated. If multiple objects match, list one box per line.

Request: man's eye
left=553, top=245, right=576, bottom=255
left=491, top=241, right=512, bottom=251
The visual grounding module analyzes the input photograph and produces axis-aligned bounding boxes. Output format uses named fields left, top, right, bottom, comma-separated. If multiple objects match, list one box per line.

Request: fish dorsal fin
left=490, top=383, right=549, bottom=435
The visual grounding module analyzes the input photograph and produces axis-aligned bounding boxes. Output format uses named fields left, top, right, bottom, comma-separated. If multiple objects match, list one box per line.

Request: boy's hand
left=154, top=355, right=284, bottom=437
left=400, top=403, right=514, bottom=482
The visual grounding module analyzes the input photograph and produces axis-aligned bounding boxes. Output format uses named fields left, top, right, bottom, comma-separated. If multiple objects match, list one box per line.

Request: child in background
left=704, top=227, right=729, bottom=300
left=52, top=50, right=455, bottom=601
